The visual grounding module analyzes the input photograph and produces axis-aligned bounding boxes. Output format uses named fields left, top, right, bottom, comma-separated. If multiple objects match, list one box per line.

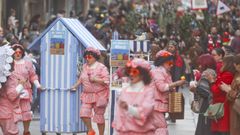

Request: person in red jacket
left=210, top=55, right=236, bottom=135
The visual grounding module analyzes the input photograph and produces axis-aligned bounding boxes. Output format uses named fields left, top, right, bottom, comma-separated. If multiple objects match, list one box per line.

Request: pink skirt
left=20, top=99, right=32, bottom=121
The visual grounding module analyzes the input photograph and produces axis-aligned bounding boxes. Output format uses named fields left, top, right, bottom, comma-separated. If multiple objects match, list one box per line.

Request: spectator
left=222, top=45, right=235, bottom=56
left=207, top=26, right=222, bottom=52
left=220, top=54, right=240, bottom=135
left=0, top=26, right=4, bottom=37
left=230, top=29, right=240, bottom=54
left=46, top=10, right=66, bottom=28
left=8, top=9, right=18, bottom=33
left=188, top=41, right=204, bottom=69
left=29, top=14, right=41, bottom=31
left=166, top=40, right=186, bottom=91
left=190, top=54, right=217, bottom=135
left=5, top=33, right=18, bottom=45
left=0, top=26, right=9, bottom=46
left=29, top=23, right=40, bottom=43
left=211, top=48, right=225, bottom=75
left=211, top=55, right=235, bottom=135
left=19, top=26, right=30, bottom=41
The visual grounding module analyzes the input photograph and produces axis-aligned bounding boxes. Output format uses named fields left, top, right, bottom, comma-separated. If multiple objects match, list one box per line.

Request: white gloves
left=128, top=105, right=140, bottom=118
left=16, top=84, right=30, bottom=99
left=190, top=80, right=197, bottom=88
left=19, top=90, right=29, bottom=99
left=33, top=80, right=41, bottom=88
left=16, top=84, right=24, bottom=94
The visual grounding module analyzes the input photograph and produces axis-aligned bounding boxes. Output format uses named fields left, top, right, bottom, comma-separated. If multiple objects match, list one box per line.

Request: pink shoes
left=87, top=130, right=95, bottom=135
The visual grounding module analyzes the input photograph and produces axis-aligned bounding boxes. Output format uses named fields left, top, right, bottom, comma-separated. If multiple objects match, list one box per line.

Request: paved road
left=1, top=87, right=198, bottom=135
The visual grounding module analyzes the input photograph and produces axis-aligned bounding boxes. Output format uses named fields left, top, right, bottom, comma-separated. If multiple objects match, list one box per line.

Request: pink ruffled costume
left=0, top=73, right=23, bottom=134
left=13, top=60, right=39, bottom=121
left=78, top=61, right=109, bottom=124
left=151, top=66, right=172, bottom=135
left=112, top=83, right=156, bottom=135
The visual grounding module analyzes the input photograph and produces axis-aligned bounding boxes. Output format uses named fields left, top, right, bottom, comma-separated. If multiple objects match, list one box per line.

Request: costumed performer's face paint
left=85, top=54, right=96, bottom=65
left=14, top=48, right=23, bottom=60
left=128, top=67, right=141, bottom=84
left=163, top=60, right=174, bottom=72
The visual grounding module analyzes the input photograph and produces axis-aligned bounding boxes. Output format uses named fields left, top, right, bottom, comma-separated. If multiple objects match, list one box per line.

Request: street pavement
left=1, top=87, right=198, bottom=135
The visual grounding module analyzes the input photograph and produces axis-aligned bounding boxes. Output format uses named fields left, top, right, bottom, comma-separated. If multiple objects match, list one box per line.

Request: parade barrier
left=28, top=18, right=106, bottom=135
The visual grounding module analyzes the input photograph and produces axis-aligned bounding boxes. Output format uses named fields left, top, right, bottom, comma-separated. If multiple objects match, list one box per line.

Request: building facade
left=0, top=0, right=85, bottom=30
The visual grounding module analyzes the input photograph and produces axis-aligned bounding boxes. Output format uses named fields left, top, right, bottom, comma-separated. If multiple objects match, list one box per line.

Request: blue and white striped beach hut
left=28, top=18, right=106, bottom=134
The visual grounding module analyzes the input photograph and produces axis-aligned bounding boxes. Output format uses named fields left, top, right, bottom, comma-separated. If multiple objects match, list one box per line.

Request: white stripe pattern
left=66, top=30, right=71, bottom=132
left=60, top=60, right=64, bottom=131
left=50, top=25, right=55, bottom=131
left=143, top=41, right=149, bottom=52
left=129, top=40, right=150, bottom=53
left=45, top=33, right=49, bottom=131
left=54, top=22, right=60, bottom=131
left=136, top=41, right=141, bottom=52
left=60, top=27, right=65, bottom=132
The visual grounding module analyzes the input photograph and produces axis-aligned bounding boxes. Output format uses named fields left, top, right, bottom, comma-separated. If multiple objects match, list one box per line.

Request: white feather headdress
left=0, top=44, right=14, bottom=89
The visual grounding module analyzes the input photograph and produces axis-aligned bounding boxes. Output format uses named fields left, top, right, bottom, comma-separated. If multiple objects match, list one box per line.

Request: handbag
left=191, top=99, right=203, bottom=113
left=168, top=92, right=184, bottom=119
left=191, top=94, right=204, bottom=113
left=233, top=97, right=240, bottom=115
left=204, top=103, right=224, bottom=121
left=96, top=96, right=108, bottom=108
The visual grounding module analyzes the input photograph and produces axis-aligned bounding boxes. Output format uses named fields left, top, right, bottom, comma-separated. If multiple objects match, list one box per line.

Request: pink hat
left=154, top=50, right=174, bottom=66
left=12, top=44, right=24, bottom=50
left=85, top=47, right=101, bottom=56
left=156, top=50, right=173, bottom=58
left=126, top=58, right=151, bottom=71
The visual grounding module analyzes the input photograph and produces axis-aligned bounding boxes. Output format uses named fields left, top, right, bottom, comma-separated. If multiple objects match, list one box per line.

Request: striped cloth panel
left=129, top=40, right=151, bottom=53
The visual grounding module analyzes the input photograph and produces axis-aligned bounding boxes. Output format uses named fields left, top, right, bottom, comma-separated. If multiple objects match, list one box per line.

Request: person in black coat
left=189, top=54, right=217, bottom=135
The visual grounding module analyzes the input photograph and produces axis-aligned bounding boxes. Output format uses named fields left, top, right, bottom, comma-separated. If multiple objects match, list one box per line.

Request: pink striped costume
left=112, top=81, right=156, bottom=135
left=78, top=61, right=109, bottom=124
left=13, top=59, right=39, bottom=121
left=151, top=66, right=172, bottom=135
left=0, top=73, right=24, bottom=134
